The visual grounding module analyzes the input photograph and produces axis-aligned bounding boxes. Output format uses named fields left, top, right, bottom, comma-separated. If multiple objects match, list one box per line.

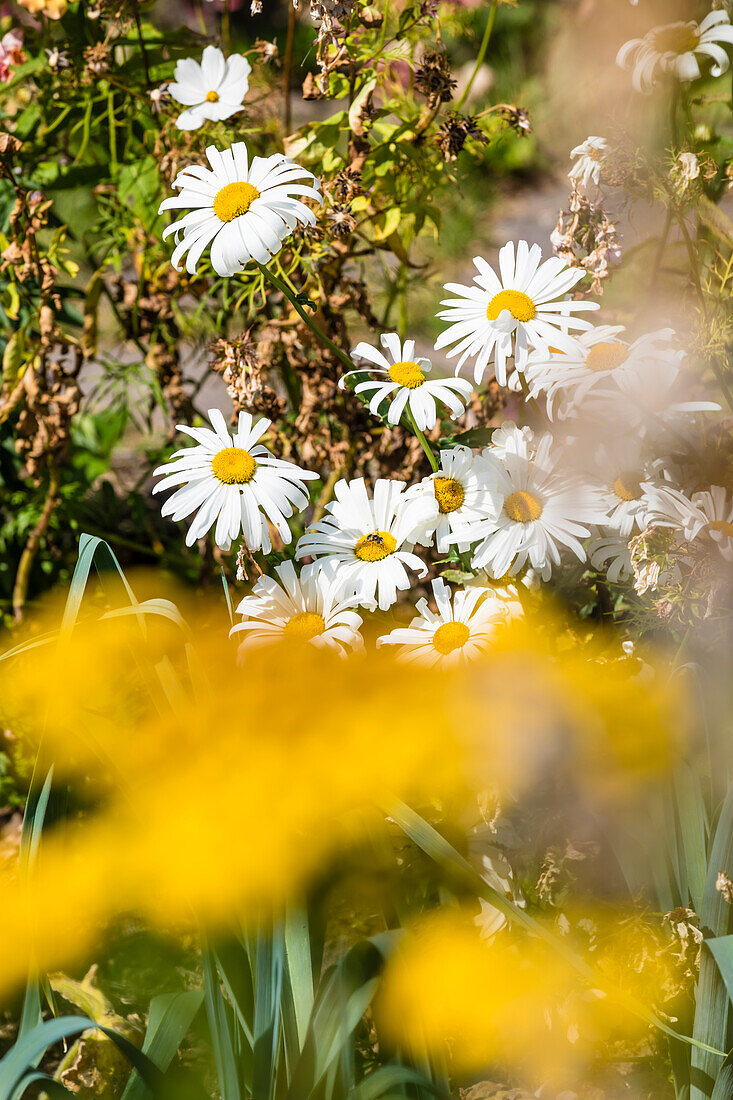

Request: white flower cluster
left=151, top=43, right=727, bottom=671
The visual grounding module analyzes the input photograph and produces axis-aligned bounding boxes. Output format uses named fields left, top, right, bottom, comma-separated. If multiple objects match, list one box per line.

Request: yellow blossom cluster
left=0, top=586, right=686, bottom=998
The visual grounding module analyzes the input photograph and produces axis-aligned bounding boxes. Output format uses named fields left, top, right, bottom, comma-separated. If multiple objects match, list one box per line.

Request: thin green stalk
left=455, top=0, right=499, bottom=111
left=256, top=261, right=356, bottom=374
left=406, top=408, right=438, bottom=472
left=222, top=0, right=232, bottom=54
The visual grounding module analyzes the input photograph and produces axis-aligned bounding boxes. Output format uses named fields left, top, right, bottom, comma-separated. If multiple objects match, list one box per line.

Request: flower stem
left=406, top=407, right=439, bottom=472
left=455, top=0, right=499, bottom=112
left=256, top=261, right=356, bottom=374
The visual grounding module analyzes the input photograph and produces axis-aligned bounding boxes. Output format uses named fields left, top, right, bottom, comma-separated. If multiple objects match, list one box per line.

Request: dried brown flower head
left=435, top=112, right=487, bottom=162
left=327, top=205, right=357, bottom=237
left=210, top=334, right=284, bottom=420
left=414, top=50, right=456, bottom=108
left=331, top=167, right=363, bottom=204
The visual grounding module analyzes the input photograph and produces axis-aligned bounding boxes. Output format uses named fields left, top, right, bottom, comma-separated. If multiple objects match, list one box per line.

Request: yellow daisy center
left=504, top=490, right=543, bottom=523
left=586, top=342, right=629, bottom=373
left=282, top=611, right=326, bottom=641
left=389, top=360, right=426, bottom=389
left=433, top=476, right=465, bottom=514
left=709, top=520, right=733, bottom=537
left=354, top=531, right=397, bottom=561
left=653, top=22, right=700, bottom=56
left=486, top=289, right=536, bottom=323
left=432, top=621, right=470, bottom=655
left=213, top=181, right=261, bottom=223
left=211, top=446, right=256, bottom=485
left=206, top=90, right=220, bottom=102
left=613, top=473, right=642, bottom=502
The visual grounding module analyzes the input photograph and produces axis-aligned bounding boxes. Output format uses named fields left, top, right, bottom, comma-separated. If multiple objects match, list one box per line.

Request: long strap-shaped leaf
left=0, top=1016, right=162, bottom=1100
left=691, top=787, right=733, bottom=1100
left=711, top=1051, right=733, bottom=1100
left=120, top=990, right=204, bottom=1100
left=348, top=1064, right=446, bottom=1100
left=389, top=800, right=726, bottom=1059
left=10, top=1070, right=75, bottom=1100
left=202, top=941, right=244, bottom=1100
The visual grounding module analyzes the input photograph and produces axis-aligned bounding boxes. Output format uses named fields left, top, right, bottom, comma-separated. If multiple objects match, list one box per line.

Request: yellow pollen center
left=486, top=289, right=536, bottom=323
left=206, top=90, right=220, bottom=102
left=354, top=530, right=397, bottom=561
left=504, top=490, right=543, bottom=523
left=211, top=446, right=256, bottom=485
left=432, top=621, right=470, bottom=655
left=613, top=473, right=642, bottom=502
left=282, top=611, right=326, bottom=641
left=433, top=476, right=465, bottom=514
left=213, top=181, right=261, bottom=223
left=585, top=342, right=629, bottom=372
left=389, top=360, right=426, bottom=389
left=709, top=520, right=733, bottom=537
left=653, top=22, right=700, bottom=55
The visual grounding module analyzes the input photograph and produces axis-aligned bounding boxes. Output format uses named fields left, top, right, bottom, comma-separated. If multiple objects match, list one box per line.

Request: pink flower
left=0, top=29, right=25, bottom=84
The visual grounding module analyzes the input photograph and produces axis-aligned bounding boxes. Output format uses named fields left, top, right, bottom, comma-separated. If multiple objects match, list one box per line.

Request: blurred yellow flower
left=0, top=585, right=686, bottom=998
left=17, top=0, right=68, bottom=18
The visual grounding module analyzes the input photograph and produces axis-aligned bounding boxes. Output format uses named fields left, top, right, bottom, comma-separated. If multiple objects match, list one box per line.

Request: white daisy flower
left=229, top=560, right=365, bottom=656
left=688, top=485, right=733, bottom=561
left=569, top=136, right=607, bottom=196
left=340, top=333, right=473, bottom=432
left=643, top=483, right=733, bottom=561
left=405, top=446, right=496, bottom=553
left=158, top=142, right=321, bottom=276
left=448, top=433, right=605, bottom=580
left=166, top=46, right=251, bottom=131
left=523, top=326, right=678, bottom=417
left=617, top=11, right=733, bottom=94
left=485, top=421, right=536, bottom=461
left=295, top=478, right=433, bottom=611
left=589, top=534, right=634, bottom=584
left=377, top=577, right=521, bottom=668
left=582, top=358, right=720, bottom=440
left=594, top=439, right=658, bottom=537
left=153, top=408, right=318, bottom=551
left=434, top=240, right=598, bottom=387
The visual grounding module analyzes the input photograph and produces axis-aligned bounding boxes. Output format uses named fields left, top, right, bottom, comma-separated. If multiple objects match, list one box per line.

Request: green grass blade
left=691, top=789, right=733, bottom=1100
left=284, top=906, right=314, bottom=1051
left=251, top=926, right=284, bottom=1100
left=202, top=942, right=243, bottom=1100
left=120, top=990, right=204, bottom=1100
left=348, top=1065, right=447, bottom=1100
left=711, top=1051, right=733, bottom=1100
left=675, top=763, right=709, bottom=914
left=10, top=1070, right=75, bottom=1100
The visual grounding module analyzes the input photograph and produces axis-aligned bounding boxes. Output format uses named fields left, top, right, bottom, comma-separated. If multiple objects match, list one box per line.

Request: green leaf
left=373, top=207, right=402, bottom=242
left=120, top=991, right=204, bottom=1100
left=675, top=763, right=709, bottom=914
left=284, top=906, right=314, bottom=1050
left=0, top=1017, right=161, bottom=1099
left=712, top=1050, right=733, bottom=1100
left=708, top=937, right=733, bottom=1008
left=2, top=329, right=27, bottom=388
left=202, top=942, right=244, bottom=1100
left=440, top=426, right=496, bottom=449
left=349, top=1064, right=446, bottom=1100
left=691, top=787, right=733, bottom=1099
